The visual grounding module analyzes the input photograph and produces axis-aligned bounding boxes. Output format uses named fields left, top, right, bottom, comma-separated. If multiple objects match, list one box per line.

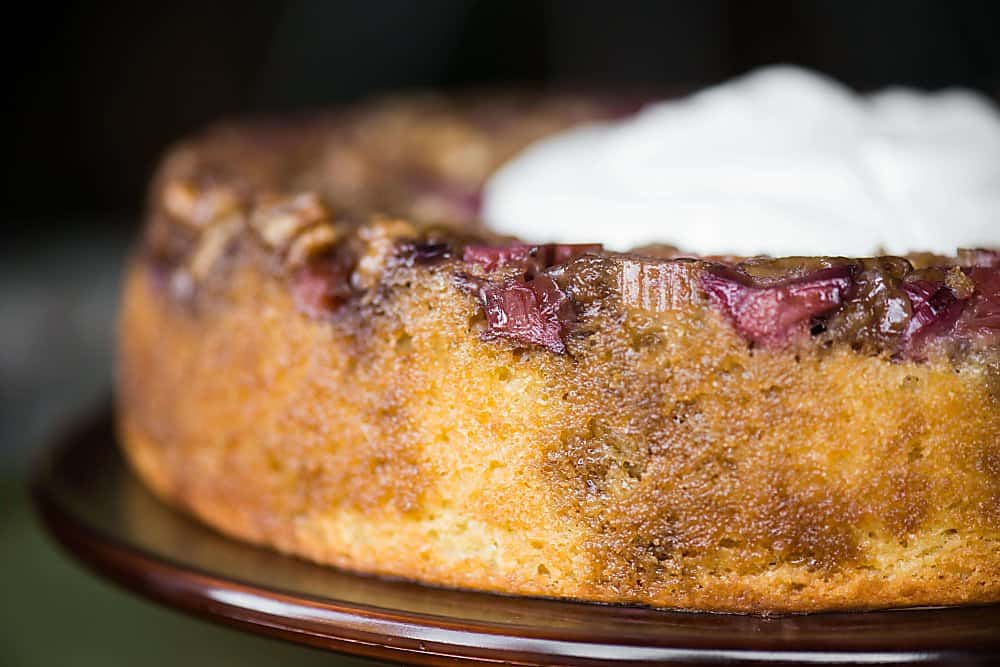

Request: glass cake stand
left=32, top=409, right=1000, bottom=666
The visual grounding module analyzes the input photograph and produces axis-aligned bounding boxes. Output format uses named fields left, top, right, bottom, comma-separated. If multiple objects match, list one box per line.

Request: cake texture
left=117, top=94, right=1000, bottom=614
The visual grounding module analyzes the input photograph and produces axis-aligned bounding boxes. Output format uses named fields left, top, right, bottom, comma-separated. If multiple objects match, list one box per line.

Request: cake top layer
left=139, top=92, right=999, bottom=364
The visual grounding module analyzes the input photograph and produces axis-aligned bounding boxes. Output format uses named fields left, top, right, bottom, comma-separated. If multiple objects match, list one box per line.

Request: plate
left=33, top=408, right=1000, bottom=665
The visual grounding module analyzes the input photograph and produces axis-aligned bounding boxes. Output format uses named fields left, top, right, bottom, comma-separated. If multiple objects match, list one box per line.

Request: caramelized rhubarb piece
left=957, top=267, right=1000, bottom=338
left=900, top=279, right=968, bottom=357
left=458, top=272, right=573, bottom=353
left=457, top=243, right=602, bottom=352
left=702, top=266, right=852, bottom=347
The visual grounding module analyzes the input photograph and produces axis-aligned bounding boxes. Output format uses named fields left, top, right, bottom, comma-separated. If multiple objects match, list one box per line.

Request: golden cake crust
left=117, top=94, right=1000, bottom=614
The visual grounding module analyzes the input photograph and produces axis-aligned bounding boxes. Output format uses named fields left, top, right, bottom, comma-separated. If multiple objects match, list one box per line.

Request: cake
left=117, top=92, right=1000, bottom=614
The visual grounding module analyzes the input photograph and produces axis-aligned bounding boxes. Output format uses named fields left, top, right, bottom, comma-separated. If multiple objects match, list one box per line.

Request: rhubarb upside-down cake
left=117, top=92, right=1000, bottom=614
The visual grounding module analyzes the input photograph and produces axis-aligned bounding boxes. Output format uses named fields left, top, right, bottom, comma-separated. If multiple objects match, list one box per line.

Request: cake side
left=118, top=241, right=1000, bottom=613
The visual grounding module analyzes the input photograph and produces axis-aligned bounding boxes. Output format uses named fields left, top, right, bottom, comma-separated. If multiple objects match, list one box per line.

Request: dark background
left=5, top=0, right=1000, bottom=235
left=2, top=2, right=999, bottom=665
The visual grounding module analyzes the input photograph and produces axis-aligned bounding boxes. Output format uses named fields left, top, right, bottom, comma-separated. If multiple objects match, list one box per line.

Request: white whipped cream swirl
left=483, top=66, right=1000, bottom=257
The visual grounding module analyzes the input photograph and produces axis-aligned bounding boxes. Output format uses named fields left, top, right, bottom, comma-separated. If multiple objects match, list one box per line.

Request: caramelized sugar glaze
left=119, top=94, right=1000, bottom=613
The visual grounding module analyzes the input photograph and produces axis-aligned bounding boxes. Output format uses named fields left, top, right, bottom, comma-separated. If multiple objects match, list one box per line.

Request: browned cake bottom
left=118, top=253, right=1000, bottom=614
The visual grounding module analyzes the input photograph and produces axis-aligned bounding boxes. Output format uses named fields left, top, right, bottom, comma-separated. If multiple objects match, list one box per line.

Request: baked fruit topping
left=702, top=265, right=851, bottom=348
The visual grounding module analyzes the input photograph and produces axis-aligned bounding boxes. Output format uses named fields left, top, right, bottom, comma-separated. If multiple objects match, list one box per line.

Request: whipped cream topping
left=483, top=66, right=1000, bottom=257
